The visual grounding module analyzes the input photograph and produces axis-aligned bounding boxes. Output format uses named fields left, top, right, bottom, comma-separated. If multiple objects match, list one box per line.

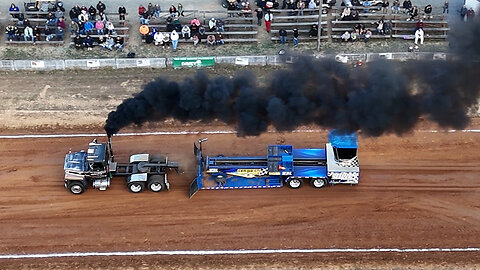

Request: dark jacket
left=279, top=29, right=287, bottom=36
left=97, top=2, right=106, bottom=13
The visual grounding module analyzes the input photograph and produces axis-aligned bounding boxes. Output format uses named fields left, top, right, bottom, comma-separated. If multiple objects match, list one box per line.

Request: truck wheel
left=150, top=154, right=166, bottom=163
left=68, top=181, right=85, bottom=194
left=310, top=178, right=327, bottom=188
left=148, top=175, right=166, bottom=192
left=128, top=182, right=145, bottom=193
left=287, top=178, right=303, bottom=189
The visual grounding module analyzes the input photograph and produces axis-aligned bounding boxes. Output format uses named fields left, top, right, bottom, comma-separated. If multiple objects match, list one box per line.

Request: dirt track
left=0, top=129, right=479, bottom=269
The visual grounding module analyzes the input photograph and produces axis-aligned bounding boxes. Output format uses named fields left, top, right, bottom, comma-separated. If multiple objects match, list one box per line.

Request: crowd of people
left=73, top=33, right=124, bottom=51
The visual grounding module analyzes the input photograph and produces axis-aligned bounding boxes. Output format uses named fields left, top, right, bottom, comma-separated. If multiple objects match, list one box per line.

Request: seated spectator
left=178, top=3, right=184, bottom=17
left=199, top=26, right=206, bottom=38
left=424, top=4, right=432, bottom=19
left=119, top=6, right=127, bottom=20
left=350, top=31, right=359, bottom=41
left=402, top=0, right=412, bottom=13
left=169, top=5, right=177, bottom=16
left=78, top=10, right=88, bottom=23
left=351, top=9, right=359, bottom=20
left=408, top=5, right=418, bottom=21
left=208, top=18, right=216, bottom=32
left=83, top=20, right=94, bottom=34
left=97, top=1, right=106, bottom=14
left=415, top=19, right=424, bottom=31
left=47, top=12, right=56, bottom=21
left=140, top=10, right=150, bottom=25
left=362, top=0, right=372, bottom=12
left=279, top=28, right=287, bottom=44
left=376, top=19, right=384, bottom=34
left=55, top=8, right=64, bottom=21
left=115, top=36, right=124, bottom=51
left=70, top=5, right=81, bottom=23
left=192, top=34, right=200, bottom=47
left=83, top=35, right=94, bottom=50
left=55, top=25, right=64, bottom=41
left=138, top=5, right=146, bottom=17
left=154, top=4, right=161, bottom=17
left=94, top=20, right=103, bottom=35
left=16, top=13, right=25, bottom=26
left=206, top=34, right=215, bottom=47
left=166, top=16, right=174, bottom=32
left=74, top=35, right=83, bottom=49
left=24, top=25, right=34, bottom=42
left=97, top=11, right=108, bottom=23
left=80, top=5, right=88, bottom=13
left=105, top=21, right=115, bottom=35
left=215, top=32, right=224, bottom=45
left=297, top=0, right=305, bottom=16
left=173, top=17, right=182, bottom=32
left=171, top=30, right=179, bottom=51
left=362, top=29, right=372, bottom=42
left=154, top=31, right=164, bottom=45
left=309, top=24, right=318, bottom=37
left=215, top=19, right=225, bottom=32
left=162, top=32, right=170, bottom=48
left=33, top=25, right=41, bottom=42
left=341, top=31, right=351, bottom=42
left=391, top=0, right=400, bottom=13
left=45, top=25, right=55, bottom=41
left=5, top=24, right=20, bottom=41
left=23, top=18, right=31, bottom=28
left=414, top=28, right=424, bottom=44
left=57, top=17, right=66, bottom=29
left=98, top=35, right=107, bottom=50
left=190, top=17, right=200, bottom=27
left=181, top=24, right=191, bottom=40
left=46, top=18, right=56, bottom=27
left=341, top=7, right=351, bottom=21
left=9, top=3, right=20, bottom=18
left=147, top=3, right=154, bottom=15
left=106, top=35, right=115, bottom=50
left=88, top=5, right=97, bottom=21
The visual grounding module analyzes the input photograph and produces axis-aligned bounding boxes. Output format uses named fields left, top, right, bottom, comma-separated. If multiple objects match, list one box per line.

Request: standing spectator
left=414, top=28, right=424, bottom=44
left=466, top=8, right=475, bottom=21
left=74, top=35, right=83, bottom=49
left=264, top=11, right=273, bottom=33
left=309, top=24, right=318, bottom=37
left=169, top=5, right=177, bottom=16
left=119, top=6, right=127, bottom=21
left=442, top=1, right=448, bottom=14
left=215, top=32, right=224, bottom=45
left=460, top=5, right=468, bottom=21
left=45, top=25, right=55, bottom=41
left=181, top=24, right=191, bottom=40
left=88, top=5, right=97, bottom=21
left=97, top=1, right=106, bottom=14
left=206, top=34, right=215, bottom=48
left=171, top=30, right=179, bottom=51
left=55, top=25, right=64, bottom=41
left=391, top=0, right=400, bottom=14
left=33, top=25, right=41, bottom=42
left=255, top=8, right=263, bottom=26
left=24, top=25, right=34, bottom=42
left=9, top=3, right=20, bottom=18
left=178, top=3, right=184, bottom=17
left=424, top=4, right=432, bottom=19
left=216, top=19, right=225, bottom=32
left=279, top=28, right=287, bottom=44
left=83, top=35, right=94, bottom=50
left=95, top=20, right=105, bottom=35
left=292, top=28, right=299, bottom=47
left=5, top=25, right=19, bottom=41
left=115, top=36, right=125, bottom=51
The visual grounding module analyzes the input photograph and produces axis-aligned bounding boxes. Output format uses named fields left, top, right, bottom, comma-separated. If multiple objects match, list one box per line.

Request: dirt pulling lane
left=0, top=130, right=479, bottom=264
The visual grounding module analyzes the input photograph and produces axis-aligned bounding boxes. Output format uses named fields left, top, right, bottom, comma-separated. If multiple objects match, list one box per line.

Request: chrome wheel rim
left=130, top=184, right=142, bottom=193
left=289, top=179, right=301, bottom=188
left=70, top=185, right=82, bottom=194
left=313, top=179, right=325, bottom=188
left=150, top=183, right=162, bottom=192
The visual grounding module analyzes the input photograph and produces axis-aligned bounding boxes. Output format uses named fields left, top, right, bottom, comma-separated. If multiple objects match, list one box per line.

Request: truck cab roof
left=64, top=151, right=88, bottom=172
left=87, top=142, right=107, bottom=163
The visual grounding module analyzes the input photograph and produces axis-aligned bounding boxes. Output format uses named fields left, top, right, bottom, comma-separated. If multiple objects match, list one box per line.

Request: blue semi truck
left=189, top=130, right=360, bottom=197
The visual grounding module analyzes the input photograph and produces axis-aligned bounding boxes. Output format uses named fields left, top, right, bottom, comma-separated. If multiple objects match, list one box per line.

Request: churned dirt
left=0, top=68, right=479, bottom=269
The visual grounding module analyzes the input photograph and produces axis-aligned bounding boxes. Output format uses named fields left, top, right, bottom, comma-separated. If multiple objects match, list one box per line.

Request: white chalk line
left=1, top=247, right=480, bottom=260
left=0, top=129, right=479, bottom=139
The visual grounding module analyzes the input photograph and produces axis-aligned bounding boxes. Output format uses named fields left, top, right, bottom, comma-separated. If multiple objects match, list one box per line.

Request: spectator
left=341, top=31, right=351, bottom=41
left=162, top=32, right=170, bottom=48
left=17, top=13, right=25, bottom=26
left=23, top=18, right=31, bottom=28
left=70, top=5, right=80, bottom=22
left=408, top=6, right=418, bottom=21
left=255, top=8, right=263, bottom=26
left=140, top=11, right=150, bottom=25
left=55, top=8, right=64, bottom=20
left=98, top=35, right=107, bottom=50
left=215, top=32, right=224, bottom=45
left=106, top=35, right=115, bottom=50
left=24, top=25, right=34, bottom=42
left=55, top=26, right=64, bottom=41
left=171, top=30, right=179, bottom=51
left=45, top=25, right=55, bottom=41
left=208, top=18, right=216, bottom=31
left=46, top=17, right=56, bottom=27
left=192, top=34, right=200, bottom=47
left=309, top=24, right=318, bottom=37
left=292, top=28, right=299, bottom=47
left=115, top=36, right=125, bottom=51
left=206, top=34, right=215, bottom=48
left=341, top=7, right=351, bottom=20
left=97, top=11, right=108, bottom=23
left=47, top=12, right=56, bottom=21
left=83, top=20, right=94, bottom=34
left=33, top=25, right=41, bottom=42
left=466, top=8, right=475, bottom=21
left=199, top=26, right=206, bottom=37
left=83, top=35, right=94, bottom=50
left=97, top=1, right=106, bottom=14
left=460, top=5, right=468, bottom=21
left=376, top=19, right=384, bottom=34
left=264, top=11, right=273, bottom=33
left=190, top=23, right=199, bottom=36
left=169, top=5, right=177, bottom=16
left=78, top=10, right=88, bottom=23
left=182, top=24, right=191, bottom=40
left=147, top=3, right=154, bottom=15
left=415, top=18, right=424, bottom=30
left=154, top=31, right=164, bottom=45
left=105, top=21, right=115, bottom=35
left=9, top=3, right=20, bottom=18
left=381, top=0, right=389, bottom=13
left=363, top=29, right=372, bottom=42
left=297, top=0, right=306, bottom=16
left=70, top=21, right=79, bottom=35
left=57, top=17, right=66, bottom=29
left=350, top=30, right=359, bottom=41
left=442, top=1, right=448, bottom=14
left=154, top=4, right=161, bottom=17
left=216, top=19, right=225, bottom=32
left=138, top=5, right=146, bottom=17
left=166, top=16, right=174, bottom=32
left=178, top=3, right=184, bottom=17
left=279, top=28, right=287, bottom=44
left=351, top=9, right=359, bottom=20
left=414, top=28, right=424, bottom=44
left=308, top=0, right=316, bottom=15
left=95, top=20, right=105, bottom=35
left=74, top=35, right=83, bottom=49
left=402, top=0, right=412, bottom=13
left=173, top=17, right=182, bottom=32
left=227, top=1, right=236, bottom=17
left=190, top=17, right=200, bottom=26
left=362, top=0, right=372, bottom=13
left=5, top=25, right=19, bottom=41
left=119, top=6, right=127, bottom=21
left=88, top=5, right=97, bottom=21
left=391, top=0, right=400, bottom=14
left=424, top=4, right=432, bottom=19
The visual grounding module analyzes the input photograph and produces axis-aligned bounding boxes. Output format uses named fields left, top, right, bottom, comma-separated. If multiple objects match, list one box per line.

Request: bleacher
left=269, top=8, right=327, bottom=42
left=7, top=10, right=65, bottom=44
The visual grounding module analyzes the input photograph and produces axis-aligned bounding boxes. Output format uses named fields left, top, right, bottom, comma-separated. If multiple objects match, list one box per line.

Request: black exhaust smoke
left=105, top=20, right=480, bottom=137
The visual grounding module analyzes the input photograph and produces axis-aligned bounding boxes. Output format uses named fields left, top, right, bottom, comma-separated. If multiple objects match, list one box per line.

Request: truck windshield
left=334, top=147, right=357, bottom=160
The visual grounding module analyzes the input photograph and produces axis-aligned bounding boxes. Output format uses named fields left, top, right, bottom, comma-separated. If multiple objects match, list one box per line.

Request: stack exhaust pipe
left=107, top=135, right=115, bottom=162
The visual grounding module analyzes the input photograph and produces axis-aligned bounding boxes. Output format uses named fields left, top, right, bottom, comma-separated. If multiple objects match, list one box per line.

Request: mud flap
left=189, top=142, right=204, bottom=198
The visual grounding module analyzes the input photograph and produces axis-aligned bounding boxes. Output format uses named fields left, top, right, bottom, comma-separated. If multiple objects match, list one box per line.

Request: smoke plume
left=105, top=20, right=480, bottom=137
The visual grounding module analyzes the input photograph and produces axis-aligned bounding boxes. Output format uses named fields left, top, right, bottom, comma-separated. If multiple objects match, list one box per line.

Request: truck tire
left=128, top=182, right=145, bottom=193
left=147, top=175, right=166, bottom=192
left=150, top=154, right=166, bottom=163
left=310, top=178, right=327, bottom=188
left=286, top=178, right=303, bottom=189
left=68, top=181, right=85, bottom=194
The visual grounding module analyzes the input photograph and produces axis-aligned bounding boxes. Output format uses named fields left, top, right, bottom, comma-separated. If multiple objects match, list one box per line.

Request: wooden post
left=317, top=7, right=322, bottom=51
